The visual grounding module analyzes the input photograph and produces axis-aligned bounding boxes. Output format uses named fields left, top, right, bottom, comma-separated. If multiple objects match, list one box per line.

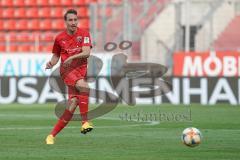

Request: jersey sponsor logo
left=84, top=37, right=90, bottom=44
left=76, top=36, right=82, bottom=42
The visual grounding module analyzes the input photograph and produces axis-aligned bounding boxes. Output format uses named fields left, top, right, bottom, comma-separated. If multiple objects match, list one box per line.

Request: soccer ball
left=181, top=127, right=202, bottom=147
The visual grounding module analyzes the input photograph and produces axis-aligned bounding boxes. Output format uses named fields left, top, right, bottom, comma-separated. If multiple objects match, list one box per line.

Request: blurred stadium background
left=0, top=0, right=239, bottom=104
left=0, top=0, right=240, bottom=71
left=1, top=0, right=240, bottom=60
left=0, top=0, right=240, bottom=159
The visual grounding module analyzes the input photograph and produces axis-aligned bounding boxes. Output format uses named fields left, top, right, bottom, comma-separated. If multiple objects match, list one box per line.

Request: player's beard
left=67, top=26, right=77, bottom=34
left=71, top=26, right=77, bottom=32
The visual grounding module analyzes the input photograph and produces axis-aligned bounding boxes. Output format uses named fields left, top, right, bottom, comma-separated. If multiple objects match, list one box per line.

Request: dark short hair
left=64, top=9, right=78, bottom=20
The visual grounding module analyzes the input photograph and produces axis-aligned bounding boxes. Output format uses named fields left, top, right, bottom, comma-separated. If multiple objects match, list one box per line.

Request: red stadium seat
left=18, top=45, right=35, bottom=52
left=49, top=0, right=61, bottom=6
left=38, top=7, right=51, bottom=17
left=26, top=8, right=38, bottom=18
left=37, top=0, right=49, bottom=6
left=51, top=8, right=63, bottom=18
left=79, top=7, right=89, bottom=17
left=0, top=45, right=6, bottom=52
left=12, top=32, right=35, bottom=42
left=9, top=45, right=18, bottom=52
left=4, top=20, right=16, bottom=30
left=13, top=0, right=25, bottom=7
left=0, top=34, right=5, bottom=42
left=61, top=0, right=73, bottom=6
left=86, top=0, right=97, bottom=3
left=39, top=33, right=55, bottom=42
left=0, top=9, right=3, bottom=18
left=2, top=8, right=15, bottom=18
left=40, top=19, right=52, bottom=30
left=16, top=20, right=28, bottom=30
left=1, top=0, right=13, bottom=7
left=39, top=44, right=53, bottom=52
left=28, top=19, right=40, bottom=30
left=0, top=21, right=3, bottom=30
left=14, top=8, right=26, bottom=18
left=9, top=32, right=35, bottom=42
left=52, top=19, right=65, bottom=30
left=9, top=33, right=18, bottom=42
left=25, top=0, right=37, bottom=6
left=46, top=45, right=53, bottom=52
left=79, top=19, right=90, bottom=29
left=72, top=0, right=87, bottom=5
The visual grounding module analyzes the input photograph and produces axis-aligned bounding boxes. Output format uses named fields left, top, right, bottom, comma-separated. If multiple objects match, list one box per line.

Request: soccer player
left=45, top=9, right=93, bottom=145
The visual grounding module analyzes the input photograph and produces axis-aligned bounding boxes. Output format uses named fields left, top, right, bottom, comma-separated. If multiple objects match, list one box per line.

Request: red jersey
left=52, top=28, right=92, bottom=86
left=52, top=27, right=92, bottom=67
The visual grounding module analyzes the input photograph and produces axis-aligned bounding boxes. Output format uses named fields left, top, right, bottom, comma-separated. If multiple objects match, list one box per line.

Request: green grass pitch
left=0, top=104, right=239, bottom=160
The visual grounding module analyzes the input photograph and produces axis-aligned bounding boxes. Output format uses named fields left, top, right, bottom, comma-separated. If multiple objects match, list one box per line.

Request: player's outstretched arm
left=46, top=54, right=60, bottom=69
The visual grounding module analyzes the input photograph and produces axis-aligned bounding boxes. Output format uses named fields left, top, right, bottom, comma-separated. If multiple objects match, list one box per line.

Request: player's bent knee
left=75, top=80, right=89, bottom=93
left=70, top=97, right=78, bottom=105
left=68, top=105, right=77, bottom=113
left=77, top=86, right=90, bottom=93
left=68, top=98, right=78, bottom=112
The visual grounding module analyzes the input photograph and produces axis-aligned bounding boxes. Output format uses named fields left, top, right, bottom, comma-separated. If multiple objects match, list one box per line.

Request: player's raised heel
left=80, top=122, right=93, bottom=134
left=46, top=134, right=55, bottom=144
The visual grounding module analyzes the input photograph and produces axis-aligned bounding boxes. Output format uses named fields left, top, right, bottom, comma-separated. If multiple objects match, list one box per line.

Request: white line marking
left=0, top=117, right=160, bottom=130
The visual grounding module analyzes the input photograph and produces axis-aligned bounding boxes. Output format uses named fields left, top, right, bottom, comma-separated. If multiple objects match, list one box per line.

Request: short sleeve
left=52, top=38, right=61, bottom=56
left=82, top=31, right=92, bottom=48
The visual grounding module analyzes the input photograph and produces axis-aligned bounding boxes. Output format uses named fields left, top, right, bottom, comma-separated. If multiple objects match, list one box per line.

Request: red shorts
left=60, top=65, right=87, bottom=99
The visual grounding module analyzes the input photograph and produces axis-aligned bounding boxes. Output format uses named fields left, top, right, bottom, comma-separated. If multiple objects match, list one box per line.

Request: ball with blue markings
left=182, top=127, right=202, bottom=147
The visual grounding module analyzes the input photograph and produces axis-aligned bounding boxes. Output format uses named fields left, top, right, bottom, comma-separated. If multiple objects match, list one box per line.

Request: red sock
left=50, top=109, right=73, bottom=137
left=78, top=92, right=89, bottom=124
